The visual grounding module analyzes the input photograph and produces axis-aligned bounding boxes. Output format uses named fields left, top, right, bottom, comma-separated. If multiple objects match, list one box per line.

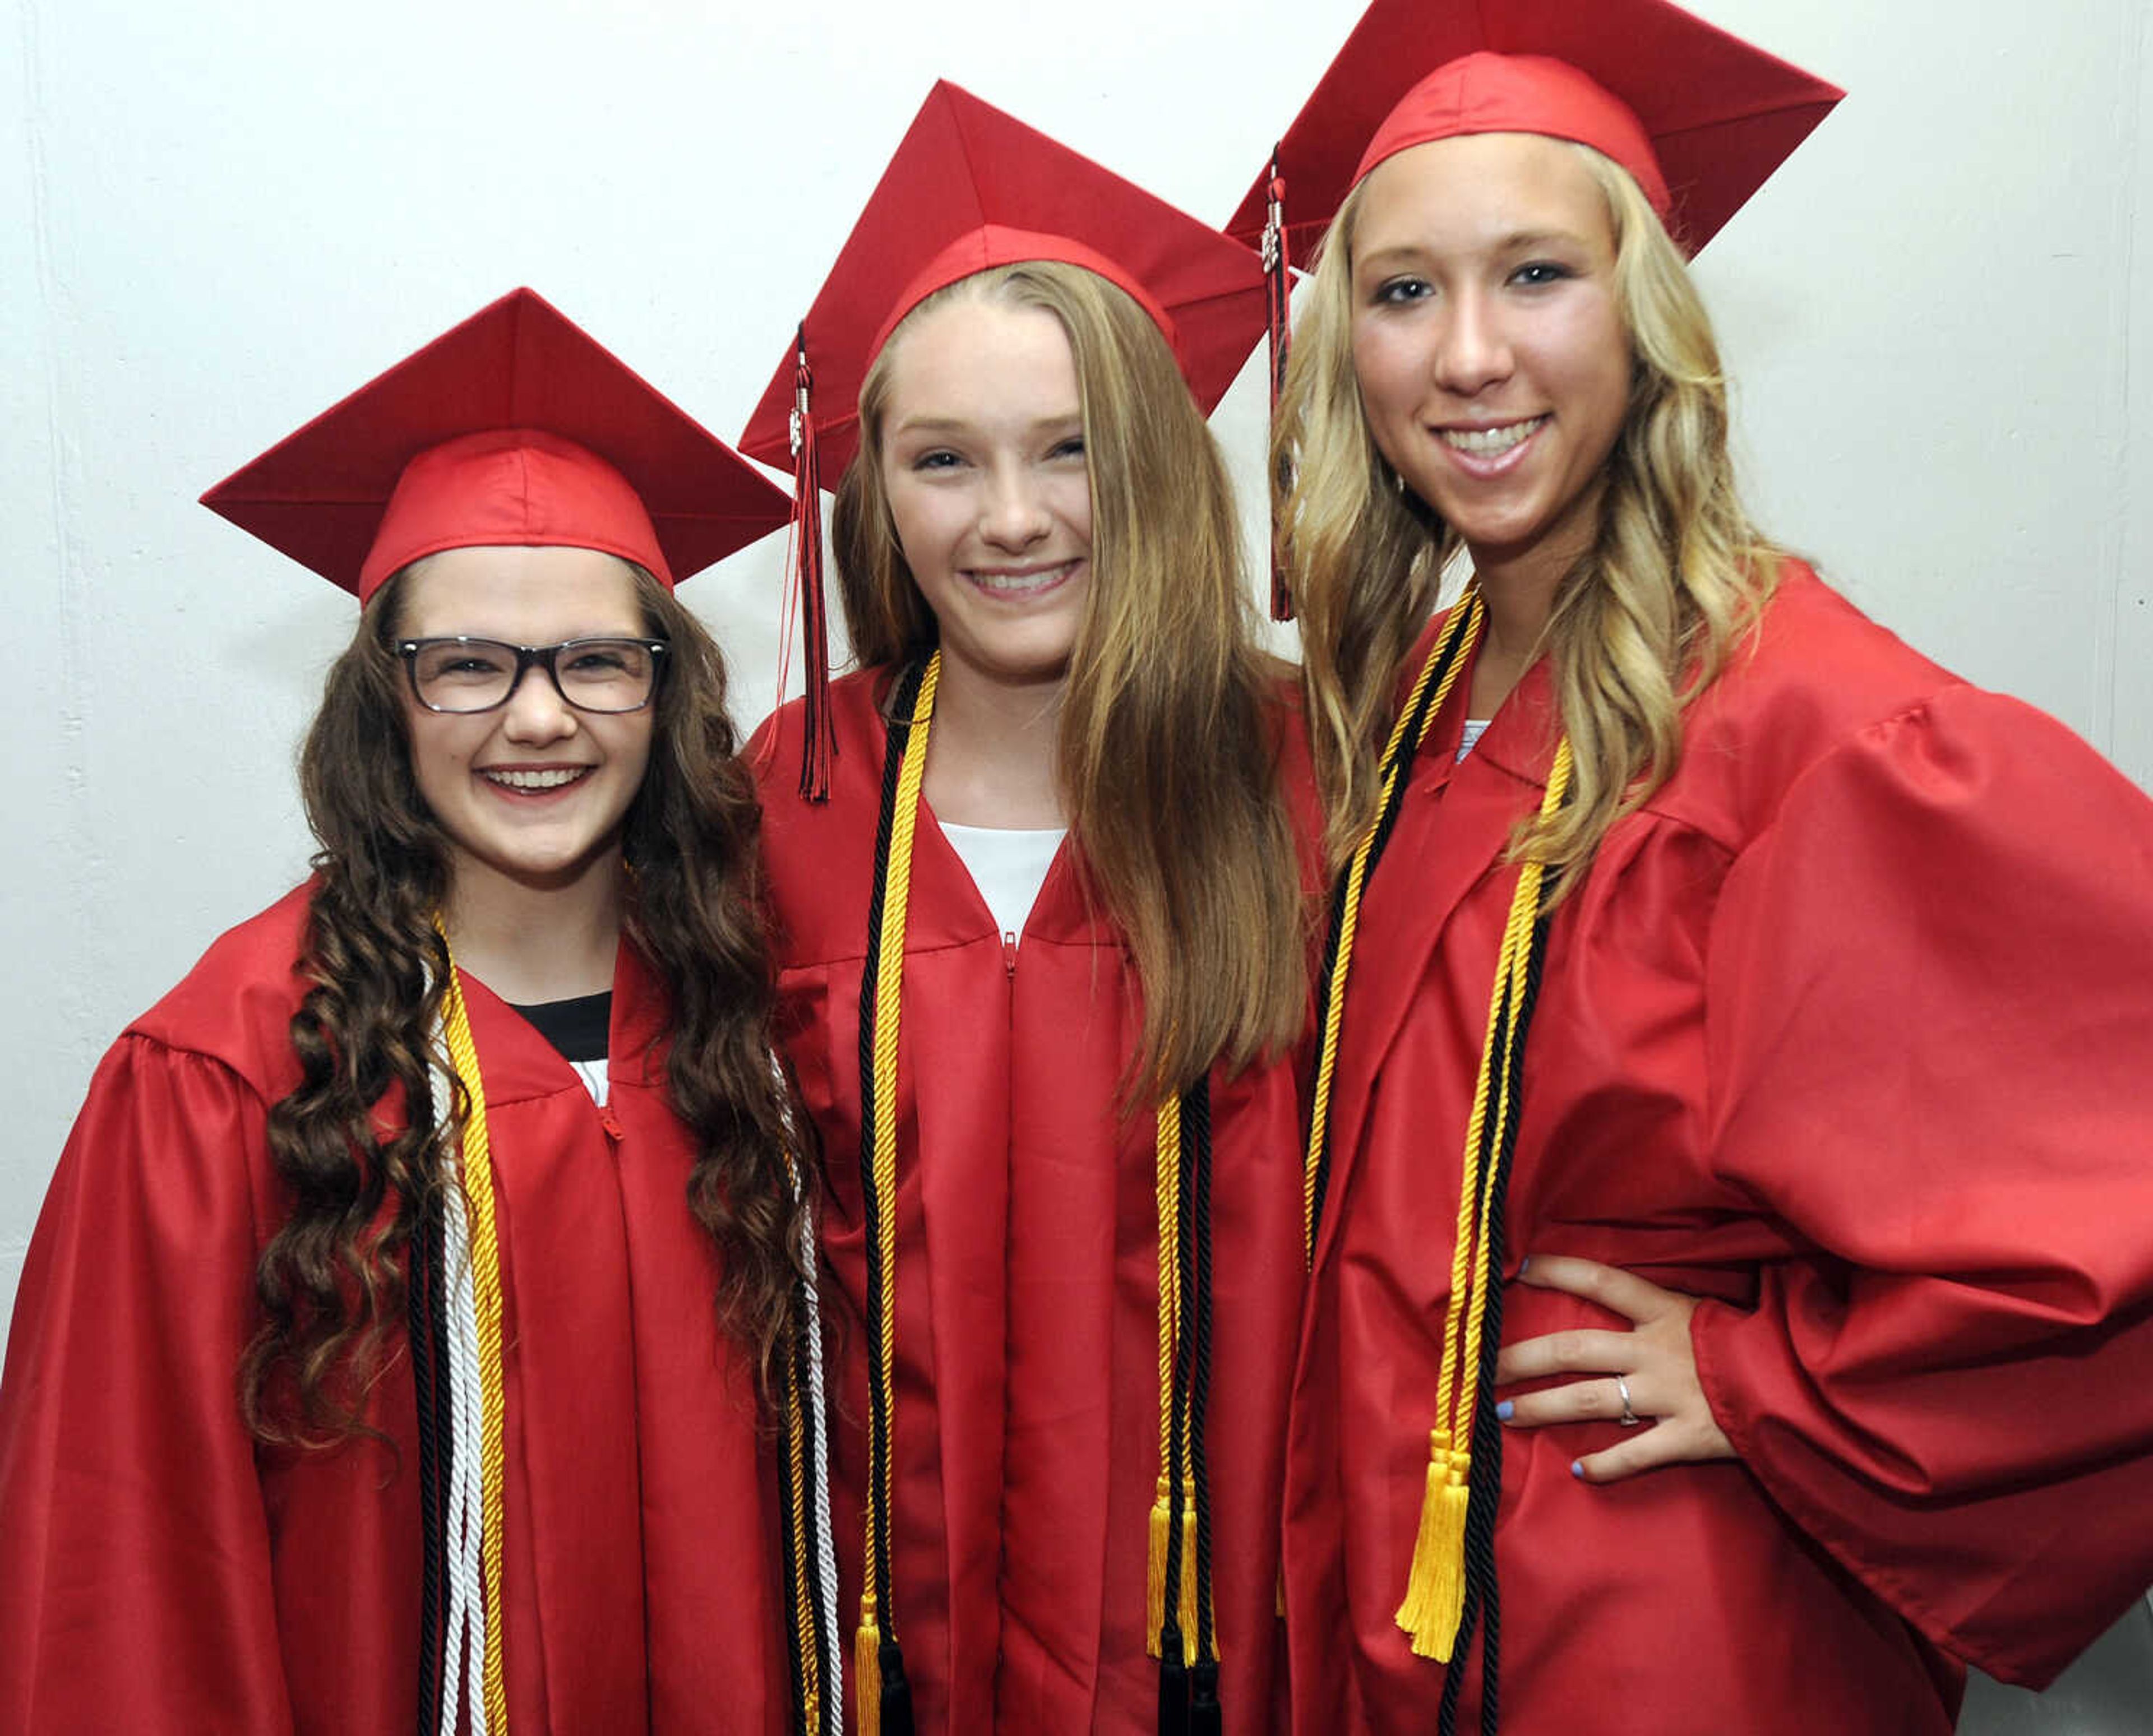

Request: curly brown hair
left=239, top=562, right=804, bottom=1444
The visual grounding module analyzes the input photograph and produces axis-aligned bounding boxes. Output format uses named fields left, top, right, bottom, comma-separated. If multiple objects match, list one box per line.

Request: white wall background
left=3, top=0, right=2147, bottom=1396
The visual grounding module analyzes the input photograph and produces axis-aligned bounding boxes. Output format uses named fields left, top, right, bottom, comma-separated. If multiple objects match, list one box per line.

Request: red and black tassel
left=788, top=325, right=836, bottom=802
left=1262, top=152, right=1294, bottom=623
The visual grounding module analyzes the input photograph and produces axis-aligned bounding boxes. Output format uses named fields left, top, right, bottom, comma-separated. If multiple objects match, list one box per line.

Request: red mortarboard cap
left=739, top=79, right=1268, bottom=480
left=1226, top=0, right=1844, bottom=261
left=1361, top=53, right=1671, bottom=214
left=202, top=288, right=790, bottom=603
left=741, top=80, right=1270, bottom=799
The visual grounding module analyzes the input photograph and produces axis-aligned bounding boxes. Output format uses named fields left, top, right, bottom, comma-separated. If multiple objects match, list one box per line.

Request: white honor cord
left=445, top=1182, right=490, bottom=1736
left=773, top=1049, right=843, bottom=1725
left=801, top=1188, right=842, bottom=1723
left=430, top=1045, right=491, bottom=1736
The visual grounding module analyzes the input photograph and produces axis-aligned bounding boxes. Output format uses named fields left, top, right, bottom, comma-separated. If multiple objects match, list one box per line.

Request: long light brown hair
left=241, top=562, right=805, bottom=1443
left=1278, top=142, right=1782, bottom=879
left=830, top=262, right=1308, bottom=1096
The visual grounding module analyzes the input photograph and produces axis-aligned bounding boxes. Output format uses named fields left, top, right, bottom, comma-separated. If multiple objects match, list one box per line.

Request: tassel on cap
left=1396, top=1426, right=1472, bottom=1660
left=788, top=326, right=835, bottom=802
left=1261, top=153, right=1294, bottom=623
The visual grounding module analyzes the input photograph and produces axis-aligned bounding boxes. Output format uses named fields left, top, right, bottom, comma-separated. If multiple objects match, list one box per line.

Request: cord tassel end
left=1395, top=1428, right=1471, bottom=1661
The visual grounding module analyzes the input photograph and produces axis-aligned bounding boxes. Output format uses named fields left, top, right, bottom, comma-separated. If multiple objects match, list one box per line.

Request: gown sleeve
left=0, top=1034, right=297, bottom=1734
left=1688, top=684, right=2153, bottom=1689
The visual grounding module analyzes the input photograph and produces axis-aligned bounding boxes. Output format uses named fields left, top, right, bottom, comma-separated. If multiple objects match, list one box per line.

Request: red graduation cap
left=1223, top=0, right=1839, bottom=618
left=739, top=78, right=1269, bottom=798
left=1227, top=0, right=1843, bottom=263
left=741, top=80, right=1266, bottom=478
left=202, top=288, right=790, bottom=604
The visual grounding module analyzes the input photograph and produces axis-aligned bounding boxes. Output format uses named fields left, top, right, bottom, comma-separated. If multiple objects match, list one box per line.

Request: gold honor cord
left=1150, top=1075, right=1222, bottom=1734
left=1283, top=591, right=1580, bottom=1674
left=1145, top=1090, right=1211, bottom=1658
left=854, top=654, right=939, bottom=1736
left=1147, top=1092, right=1193, bottom=1651
left=1394, top=736, right=1574, bottom=1666
left=435, top=931, right=513, bottom=1736
left=1302, top=594, right=1487, bottom=1261
left=782, top=1373, right=821, bottom=1728
left=857, top=654, right=1216, bottom=1733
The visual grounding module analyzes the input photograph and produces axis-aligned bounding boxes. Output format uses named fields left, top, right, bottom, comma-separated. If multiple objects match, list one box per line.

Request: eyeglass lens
left=408, top=638, right=659, bottom=714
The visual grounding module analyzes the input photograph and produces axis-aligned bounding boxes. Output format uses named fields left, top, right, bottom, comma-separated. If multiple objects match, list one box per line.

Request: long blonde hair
left=833, top=261, right=1307, bottom=1095
left=1278, top=142, right=1781, bottom=878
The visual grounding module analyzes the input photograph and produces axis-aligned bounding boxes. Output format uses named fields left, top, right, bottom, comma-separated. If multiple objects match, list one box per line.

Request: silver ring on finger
left=1614, top=1372, right=1641, bottom=1427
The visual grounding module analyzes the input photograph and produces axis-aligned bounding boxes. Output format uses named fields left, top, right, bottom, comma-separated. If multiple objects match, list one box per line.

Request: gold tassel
left=1394, top=1427, right=1471, bottom=1661
left=856, top=1596, right=881, bottom=1736
left=1146, top=1476, right=1172, bottom=1655
left=1144, top=1478, right=1204, bottom=1656
left=1176, top=1503, right=1200, bottom=1640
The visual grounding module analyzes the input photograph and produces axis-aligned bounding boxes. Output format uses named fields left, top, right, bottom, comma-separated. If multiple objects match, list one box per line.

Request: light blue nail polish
left=1570, top=1459, right=1584, bottom=1480
left=1496, top=1400, right=1514, bottom=1422
left=1519, top=1256, right=1533, bottom=1275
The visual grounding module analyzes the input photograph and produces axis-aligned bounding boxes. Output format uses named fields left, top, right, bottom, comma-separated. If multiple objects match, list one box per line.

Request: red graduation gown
left=1282, top=568, right=2153, bottom=1734
left=0, top=884, right=789, bottom=1735
left=755, top=670, right=1310, bottom=1733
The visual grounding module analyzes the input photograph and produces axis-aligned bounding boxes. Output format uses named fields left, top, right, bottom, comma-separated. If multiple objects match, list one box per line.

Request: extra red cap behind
left=202, top=288, right=790, bottom=603
left=739, top=78, right=1268, bottom=480
left=1227, top=0, right=1844, bottom=261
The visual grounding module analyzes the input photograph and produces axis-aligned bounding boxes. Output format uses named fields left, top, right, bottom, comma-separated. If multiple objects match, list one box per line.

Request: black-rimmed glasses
left=397, top=636, right=669, bottom=715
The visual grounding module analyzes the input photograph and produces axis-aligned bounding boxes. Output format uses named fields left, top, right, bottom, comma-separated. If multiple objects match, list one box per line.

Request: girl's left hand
left=1492, top=1253, right=1736, bottom=1484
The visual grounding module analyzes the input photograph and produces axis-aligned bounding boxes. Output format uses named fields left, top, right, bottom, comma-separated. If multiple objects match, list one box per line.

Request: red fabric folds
left=755, top=672, right=1313, bottom=1733
left=1280, top=568, right=2153, bottom=1733
left=0, top=886, right=790, bottom=1734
